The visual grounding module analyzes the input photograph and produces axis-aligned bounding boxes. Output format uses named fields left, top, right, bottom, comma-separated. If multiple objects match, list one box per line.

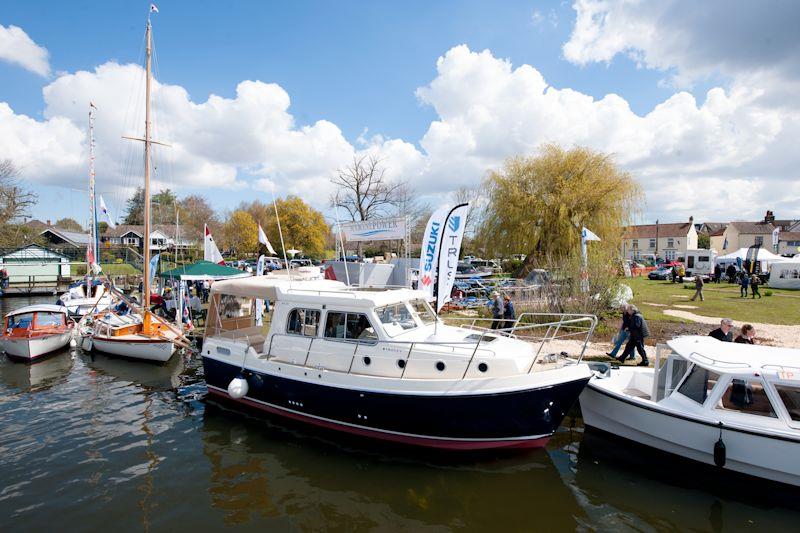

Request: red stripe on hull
left=206, top=388, right=551, bottom=450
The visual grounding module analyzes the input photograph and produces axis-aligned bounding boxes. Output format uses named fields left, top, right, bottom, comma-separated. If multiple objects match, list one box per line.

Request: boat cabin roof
left=5, top=304, right=69, bottom=317
left=210, top=277, right=430, bottom=309
left=667, top=336, right=800, bottom=374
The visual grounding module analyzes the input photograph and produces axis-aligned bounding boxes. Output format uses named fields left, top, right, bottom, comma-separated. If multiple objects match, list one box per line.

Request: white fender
left=227, top=376, right=249, bottom=399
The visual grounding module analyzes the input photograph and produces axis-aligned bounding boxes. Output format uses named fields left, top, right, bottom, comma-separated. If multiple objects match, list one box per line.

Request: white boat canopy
left=667, top=336, right=800, bottom=374
left=5, top=304, right=69, bottom=317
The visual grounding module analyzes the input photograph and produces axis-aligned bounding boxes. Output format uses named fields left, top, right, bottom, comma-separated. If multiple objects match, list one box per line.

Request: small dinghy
left=580, top=336, right=800, bottom=487
left=0, top=305, right=74, bottom=362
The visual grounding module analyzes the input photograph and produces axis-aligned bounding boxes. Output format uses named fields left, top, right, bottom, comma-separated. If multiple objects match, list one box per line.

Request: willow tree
left=480, top=145, right=641, bottom=273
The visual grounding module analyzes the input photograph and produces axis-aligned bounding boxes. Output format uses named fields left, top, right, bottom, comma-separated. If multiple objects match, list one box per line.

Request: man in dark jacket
left=690, top=274, right=705, bottom=301
left=618, top=305, right=649, bottom=366
left=713, top=264, right=722, bottom=283
left=725, top=264, right=736, bottom=283
left=708, top=318, right=734, bottom=341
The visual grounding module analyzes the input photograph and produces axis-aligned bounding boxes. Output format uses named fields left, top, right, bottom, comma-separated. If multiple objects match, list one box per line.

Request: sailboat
left=86, top=15, right=184, bottom=363
left=57, top=104, right=113, bottom=317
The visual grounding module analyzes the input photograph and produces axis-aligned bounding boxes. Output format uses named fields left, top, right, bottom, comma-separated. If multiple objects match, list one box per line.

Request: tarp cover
left=159, top=260, right=251, bottom=281
left=769, top=261, right=800, bottom=290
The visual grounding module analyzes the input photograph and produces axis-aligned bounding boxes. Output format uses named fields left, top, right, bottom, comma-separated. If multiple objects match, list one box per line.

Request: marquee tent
left=714, top=248, right=785, bottom=270
left=769, top=260, right=800, bottom=290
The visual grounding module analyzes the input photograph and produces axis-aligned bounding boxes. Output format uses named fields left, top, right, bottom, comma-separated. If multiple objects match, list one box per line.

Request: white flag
left=99, top=195, right=116, bottom=229
left=258, top=223, right=277, bottom=255
left=436, top=204, right=470, bottom=312
left=417, top=205, right=451, bottom=301
left=772, top=227, right=780, bottom=246
left=204, top=224, right=224, bottom=265
left=582, top=227, right=601, bottom=242
left=150, top=4, right=159, bottom=13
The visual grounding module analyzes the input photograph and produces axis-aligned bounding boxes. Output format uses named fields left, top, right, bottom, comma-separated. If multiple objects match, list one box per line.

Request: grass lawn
left=75, top=263, right=142, bottom=276
left=624, top=276, right=800, bottom=326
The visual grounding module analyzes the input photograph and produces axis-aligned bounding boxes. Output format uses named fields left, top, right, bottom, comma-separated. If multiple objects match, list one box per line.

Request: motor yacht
left=202, top=277, right=596, bottom=450
left=580, top=336, right=800, bottom=486
left=0, top=304, right=74, bottom=362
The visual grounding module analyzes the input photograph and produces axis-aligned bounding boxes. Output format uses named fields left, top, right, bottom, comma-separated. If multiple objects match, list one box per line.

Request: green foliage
left=764, top=290, right=773, bottom=297
left=223, top=210, right=258, bottom=256
left=261, top=196, right=330, bottom=258
left=480, top=144, right=641, bottom=270
left=698, top=233, right=710, bottom=249
left=55, top=218, right=83, bottom=231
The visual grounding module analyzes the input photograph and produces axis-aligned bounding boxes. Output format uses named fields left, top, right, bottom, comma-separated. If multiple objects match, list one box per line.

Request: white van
left=681, top=249, right=717, bottom=278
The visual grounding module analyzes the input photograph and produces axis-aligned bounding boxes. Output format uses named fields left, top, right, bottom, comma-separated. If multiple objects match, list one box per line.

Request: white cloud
left=0, top=24, right=50, bottom=77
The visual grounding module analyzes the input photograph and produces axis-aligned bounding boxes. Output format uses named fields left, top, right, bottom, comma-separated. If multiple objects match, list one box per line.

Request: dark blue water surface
left=1, top=296, right=798, bottom=532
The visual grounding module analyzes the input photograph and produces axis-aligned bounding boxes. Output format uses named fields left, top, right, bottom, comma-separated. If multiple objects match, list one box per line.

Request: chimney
left=46, top=219, right=51, bottom=226
left=764, top=210, right=775, bottom=224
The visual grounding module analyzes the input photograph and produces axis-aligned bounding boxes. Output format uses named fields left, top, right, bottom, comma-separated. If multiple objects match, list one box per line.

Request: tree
left=222, top=210, right=258, bottom=256
left=698, top=233, right=710, bottom=249
left=178, top=194, right=218, bottom=242
left=55, top=218, right=83, bottom=232
left=480, top=144, right=641, bottom=272
left=261, top=196, right=330, bottom=258
left=0, top=160, right=37, bottom=223
left=123, top=187, right=145, bottom=225
left=122, top=187, right=178, bottom=225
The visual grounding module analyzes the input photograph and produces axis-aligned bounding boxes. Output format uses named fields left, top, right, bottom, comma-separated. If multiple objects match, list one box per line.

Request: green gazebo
left=159, top=260, right=251, bottom=281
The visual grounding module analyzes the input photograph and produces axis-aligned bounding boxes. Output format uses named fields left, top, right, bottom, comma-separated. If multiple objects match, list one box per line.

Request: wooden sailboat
left=88, top=16, right=182, bottom=362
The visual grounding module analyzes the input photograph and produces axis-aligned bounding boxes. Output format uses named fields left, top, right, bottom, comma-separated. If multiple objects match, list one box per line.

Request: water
left=1, top=296, right=799, bottom=531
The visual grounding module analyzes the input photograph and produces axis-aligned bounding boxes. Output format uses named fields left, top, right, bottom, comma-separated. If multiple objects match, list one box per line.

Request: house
left=777, top=232, right=800, bottom=256
left=100, top=224, right=197, bottom=252
left=622, top=217, right=698, bottom=261
left=709, top=226, right=727, bottom=253
left=40, top=227, right=91, bottom=251
left=719, top=222, right=776, bottom=253
left=0, top=244, right=71, bottom=283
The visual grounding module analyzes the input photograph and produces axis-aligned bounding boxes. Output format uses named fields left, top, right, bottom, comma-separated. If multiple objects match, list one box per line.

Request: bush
left=764, top=290, right=773, bottom=297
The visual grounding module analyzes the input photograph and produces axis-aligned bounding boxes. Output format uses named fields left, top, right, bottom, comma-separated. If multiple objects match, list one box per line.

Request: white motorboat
left=202, top=276, right=597, bottom=450
left=580, top=336, right=800, bottom=486
left=58, top=279, right=113, bottom=317
left=0, top=305, right=74, bottom=362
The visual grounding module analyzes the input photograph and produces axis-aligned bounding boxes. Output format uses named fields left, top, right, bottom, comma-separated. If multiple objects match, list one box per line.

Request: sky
left=2, top=0, right=799, bottom=228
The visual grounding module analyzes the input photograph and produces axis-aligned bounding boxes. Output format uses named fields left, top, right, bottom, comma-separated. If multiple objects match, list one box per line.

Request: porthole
left=363, top=356, right=372, bottom=366
left=478, top=362, right=488, bottom=373
left=435, top=361, right=446, bottom=372
left=397, top=359, right=406, bottom=369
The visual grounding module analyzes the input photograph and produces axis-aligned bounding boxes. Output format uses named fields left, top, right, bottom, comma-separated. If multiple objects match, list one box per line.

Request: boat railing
left=688, top=351, right=753, bottom=370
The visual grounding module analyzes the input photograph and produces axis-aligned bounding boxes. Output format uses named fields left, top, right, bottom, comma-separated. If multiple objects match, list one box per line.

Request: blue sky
left=2, top=1, right=798, bottom=226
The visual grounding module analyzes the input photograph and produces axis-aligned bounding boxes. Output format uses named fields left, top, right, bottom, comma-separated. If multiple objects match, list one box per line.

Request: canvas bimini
left=581, top=336, right=800, bottom=486
left=202, top=277, right=596, bottom=450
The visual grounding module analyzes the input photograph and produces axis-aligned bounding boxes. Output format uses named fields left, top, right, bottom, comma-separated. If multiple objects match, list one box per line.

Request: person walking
left=709, top=318, right=734, bottom=342
left=739, top=272, right=750, bottom=297
left=618, top=305, right=649, bottom=366
left=726, top=264, right=736, bottom=283
left=750, top=274, right=762, bottom=299
left=490, top=291, right=504, bottom=330
left=606, top=304, right=631, bottom=359
left=690, top=273, right=705, bottom=301
left=713, top=264, right=722, bottom=284
left=734, top=324, right=756, bottom=344
left=503, top=295, right=516, bottom=323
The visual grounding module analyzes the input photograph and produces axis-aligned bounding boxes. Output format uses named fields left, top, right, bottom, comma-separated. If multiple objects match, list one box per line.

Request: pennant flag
left=99, top=195, right=116, bottom=228
left=417, top=205, right=451, bottom=301
left=204, top=224, right=224, bottom=265
left=150, top=4, right=159, bottom=13
left=581, top=227, right=601, bottom=242
left=436, top=203, right=470, bottom=312
left=149, top=253, right=161, bottom=287
left=258, top=223, right=276, bottom=255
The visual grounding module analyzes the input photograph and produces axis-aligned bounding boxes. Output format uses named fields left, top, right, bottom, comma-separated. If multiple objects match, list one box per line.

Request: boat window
left=376, top=303, right=417, bottom=337
left=716, top=379, right=777, bottom=418
left=775, top=386, right=800, bottom=422
left=286, top=308, right=320, bottom=337
left=219, top=295, right=253, bottom=319
left=7, top=313, right=34, bottom=330
left=677, top=365, right=720, bottom=404
left=35, top=313, right=65, bottom=328
left=324, top=312, right=377, bottom=342
left=409, top=299, right=436, bottom=325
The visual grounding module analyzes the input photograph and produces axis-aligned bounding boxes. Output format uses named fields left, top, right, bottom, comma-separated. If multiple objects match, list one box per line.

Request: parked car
left=648, top=267, right=673, bottom=281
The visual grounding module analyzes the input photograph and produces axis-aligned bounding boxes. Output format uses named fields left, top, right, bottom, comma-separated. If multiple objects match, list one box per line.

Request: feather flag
left=258, top=223, right=277, bottom=255
left=150, top=4, right=159, bottom=13
left=204, top=224, right=225, bottom=265
left=99, top=195, right=116, bottom=229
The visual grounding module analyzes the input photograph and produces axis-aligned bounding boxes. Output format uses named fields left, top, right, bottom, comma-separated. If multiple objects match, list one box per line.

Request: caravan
left=681, top=249, right=717, bottom=278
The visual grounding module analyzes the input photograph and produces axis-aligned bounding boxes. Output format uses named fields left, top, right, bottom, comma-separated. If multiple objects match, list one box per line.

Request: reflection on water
left=1, top=296, right=799, bottom=530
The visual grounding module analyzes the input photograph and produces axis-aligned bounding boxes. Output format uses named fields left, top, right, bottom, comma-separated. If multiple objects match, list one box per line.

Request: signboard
left=339, top=217, right=407, bottom=242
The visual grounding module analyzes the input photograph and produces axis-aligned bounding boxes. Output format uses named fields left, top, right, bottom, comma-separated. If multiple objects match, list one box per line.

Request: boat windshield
left=409, top=299, right=436, bottom=325
left=7, top=313, right=34, bottom=330
left=35, top=313, right=65, bottom=328
left=376, top=303, right=418, bottom=337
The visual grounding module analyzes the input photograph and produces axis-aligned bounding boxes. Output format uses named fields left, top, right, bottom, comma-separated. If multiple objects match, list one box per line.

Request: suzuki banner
left=417, top=206, right=451, bottom=300
left=436, top=203, right=470, bottom=312
left=339, top=217, right=407, bottom=242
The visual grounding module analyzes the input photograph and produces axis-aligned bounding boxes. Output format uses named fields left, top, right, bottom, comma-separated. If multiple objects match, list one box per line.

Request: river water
left=1, top=296, right=798, bottom=532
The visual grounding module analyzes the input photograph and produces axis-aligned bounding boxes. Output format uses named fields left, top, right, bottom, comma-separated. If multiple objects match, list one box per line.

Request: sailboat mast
left=143, top=20, right=153, bottom=309
left=87, top=104, right=96, bottom=278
